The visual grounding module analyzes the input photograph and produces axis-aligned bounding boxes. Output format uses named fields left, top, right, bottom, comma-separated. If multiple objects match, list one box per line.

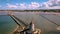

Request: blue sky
left=0, top=0, right=48, bottom=3
left=0, top=0, right=60, bottom=10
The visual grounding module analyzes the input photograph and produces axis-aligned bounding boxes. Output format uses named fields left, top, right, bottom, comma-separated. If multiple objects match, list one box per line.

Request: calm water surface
left=14, top=12, right=60, bottom=34
left=0, top=15, right=17, bottom=34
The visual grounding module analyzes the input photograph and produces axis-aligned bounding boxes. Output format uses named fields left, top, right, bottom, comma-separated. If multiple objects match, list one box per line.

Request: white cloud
left=48, top=6, right=60, bottom=9
left=16, top=3, right=19, bottom=5
left=19, top=3, right=26, bottom=9
left=0, top=6, right=2, bottom=7
left=7, top=3, right=17, bottom=8
left=5, top=0, right=60, bottom=10
left=40, top=0, right=60, bottom=9
left=6, top=3, right=26, bottom=10
left=28, top=2, right=40, bottom=9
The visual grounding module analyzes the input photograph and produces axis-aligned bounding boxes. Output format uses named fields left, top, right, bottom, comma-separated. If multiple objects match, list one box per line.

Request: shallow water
left=40, top=14, right=60, bottom=25
left=45, top=30, right=60, bottom=34
left=0, top=15, right=17, bottom=34
left=14, top=12, right=59, bottom=34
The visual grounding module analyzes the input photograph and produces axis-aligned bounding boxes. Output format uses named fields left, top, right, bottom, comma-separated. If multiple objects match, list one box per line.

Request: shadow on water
left=44, top=30, right=60, bottom=34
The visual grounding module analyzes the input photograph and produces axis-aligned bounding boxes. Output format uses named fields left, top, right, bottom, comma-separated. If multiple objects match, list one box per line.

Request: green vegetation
left=0, top=10, right=60, bottom=12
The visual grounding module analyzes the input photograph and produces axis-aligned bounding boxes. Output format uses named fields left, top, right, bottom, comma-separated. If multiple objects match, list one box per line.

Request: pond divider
left=9, top=15, right=27, bottom=27
left=8, top=15, right=26, bottom=34
left=40, top=15, right=60, bottom=26
left=10, top=15, right=21, bottom=26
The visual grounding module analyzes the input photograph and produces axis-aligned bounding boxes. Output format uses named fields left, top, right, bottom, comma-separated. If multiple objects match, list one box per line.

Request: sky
left=0, top=0, right=60, bottom=10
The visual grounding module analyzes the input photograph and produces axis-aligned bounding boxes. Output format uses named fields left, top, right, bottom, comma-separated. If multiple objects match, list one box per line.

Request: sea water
left=0, top=15, right=17, bottom=34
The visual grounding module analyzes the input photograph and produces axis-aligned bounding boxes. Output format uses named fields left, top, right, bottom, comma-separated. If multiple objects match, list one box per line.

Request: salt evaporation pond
left=14, top=12, right=60, bottom=34
left=0, top=15, right=17, bottom=34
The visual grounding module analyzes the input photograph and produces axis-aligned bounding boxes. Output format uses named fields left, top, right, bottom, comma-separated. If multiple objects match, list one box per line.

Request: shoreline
left=10, top=15, right=25, bottom=34
left=11, top=25, right=19, bottom=34
left=11, top=25, right=25, bottom=34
